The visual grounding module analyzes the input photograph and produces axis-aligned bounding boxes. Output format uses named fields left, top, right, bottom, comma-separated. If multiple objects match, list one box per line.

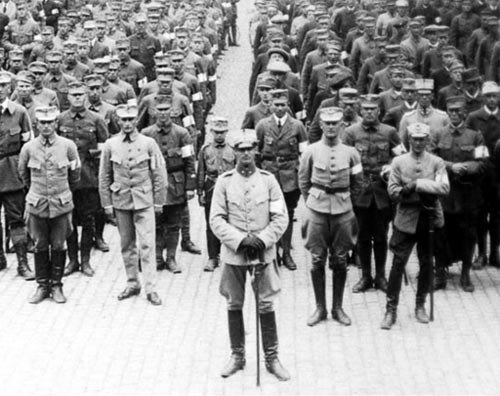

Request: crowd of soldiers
left=1, top=0, right=500, bottom=384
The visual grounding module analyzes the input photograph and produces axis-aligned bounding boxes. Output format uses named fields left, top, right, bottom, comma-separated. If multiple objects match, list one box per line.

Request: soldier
left=299, top=107, right=363, bottom=327
left=380, top=122, right=450, bottom=330
left=466, top=81, right=500, bottom=269
left=62, top=40, right=91, bottom=81
left=42, top=51, right=77, bottom=112
left=436, top=62, right=465, bottom=111
left=400, top=19, right=429, bottom=75
left=99, top=103, right=167, bottom=305
left=58, top=82, right=109, bottom=278
left=13, top=71, right=44, bottom=136
left=431, top=96, right=488, bottom=292
left=349, top=16, right=378, bottom=81
left=115, top=38, right=147, bottom=95
left=343, top=95, right=402, bottom=293
left=356, top=37, right=389, bottom=95
left=103, top=57, right=136, bottom=105
left=383, top=78, right=418, bottom=129
left=26, top=62, right=59, bottom=109
left=197, top=117, right=237, bottom=272
left=142, top=94, right=196, bottom=274
left=30, top=26, right=59, bottom=64
left=241, top=75, right=276, bottom=130
left=462, top=68, right=483, bottom=114
left=85, top=74, right=120, bottom=136
left=18, top=106, right=81, bottom=304
left=0, top=72, right=34, bottom=280
left=8, top=49, right=26, bottom=75
left=210, top=132, right=290, bottom=381
left=256, top=89, right=307, bottom=271
left=378, top=64, right=405, bottom=120
left=84, top=20, right=111, bottom=60
left=129, top=14, right=161, bottom=82
left=449, top=0, right=481, bottom=54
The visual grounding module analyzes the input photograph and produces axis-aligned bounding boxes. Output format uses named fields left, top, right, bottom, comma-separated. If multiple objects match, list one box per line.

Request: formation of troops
left=1, top=0, right=500, bottom=384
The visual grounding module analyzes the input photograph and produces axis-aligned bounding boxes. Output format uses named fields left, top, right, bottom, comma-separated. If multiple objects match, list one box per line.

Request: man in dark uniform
left=42, top=51, right=77, bottom=112
left=58, top=82, right=109, bottom=278
left=256, top=89, right=307, bottom=271
left=197, top=117, right=237, bottom=272
left=383, top=78, right=418, bottom=129
left=380, top=122, right=450, bottom=330
left=0, top=72, right=35, bottom=279
left=210, top=132, right=290, bottom=381
left=19, top=106, right=81, bottom=304
left=241, top=75, right=276, bottom=130
left=299, top=107, right=363, bottom=327
left=129, top=14, right=161, bottom=82
left=431, top=96, right=488, bottom=292
left=142, top=94, right=196, bottom=274
left=343, top=95, right=403, bottom=293
left=116, top=38, right=147, bottom=95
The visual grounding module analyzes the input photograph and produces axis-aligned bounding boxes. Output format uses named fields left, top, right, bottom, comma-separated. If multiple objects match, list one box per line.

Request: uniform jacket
left=42, top=72, right=77, bottom=111
left=57, top=109, right=109, bottom=190
left=241, top=102, right=272, bottom=130
left=343, top=121, right=402, bottom=209
left=197, top=142, right=236, bottom=200
left=256, top=114, right=307, bottom=192
left=349, top=34, right=377, bottom=80
left=118, top=58, right=146, bottom=95
left=388, top=147, right=450, bottom=234
left=142, top=122, right=196, bottom=205
left=357, top=55, right=387, bottom=95
left=87, top=40, right=110, bottom=60
left=129, top=33, right=161, bottom=82
left=137, top=92, right=192, bottom=131
left=450, top=12, right=481, bottom=53
left=210, top=168, right=289, bottom=265
left=18, top=134, right=80, bottom=218
left=382, top=101, right=417, bottom=129
left=399, top=106, right=450, bottom=149
left=298, top=137, right=363, bottom=214
left=99, top=130, right=167, bottom=211
left=379, top=88, right=403, bottom=120
left=369, top=66, right=415, bottom=94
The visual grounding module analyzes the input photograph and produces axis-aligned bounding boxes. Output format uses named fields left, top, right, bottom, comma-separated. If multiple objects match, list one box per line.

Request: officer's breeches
left=26, top=213, right=72, bottom=253
left=0, top=189, right=26, bottom=245
left=115, top=207, right=157, bottom=293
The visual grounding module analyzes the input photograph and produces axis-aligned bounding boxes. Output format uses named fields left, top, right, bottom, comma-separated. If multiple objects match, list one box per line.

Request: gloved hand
left=401, top=181, right=417, bottom=196
left=239, top=235, right=265, bottom=252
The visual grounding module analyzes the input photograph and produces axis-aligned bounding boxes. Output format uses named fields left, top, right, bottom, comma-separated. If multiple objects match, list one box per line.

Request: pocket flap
left=111, top=155, right=121, bottom=164
left=313, top=162, right=326, bottom=170
left=26, top=192, right=41, bottom=206
left=110, top=182, right=121, bottom=192
left=28, top=159, right=41, bottom=169
left=58, top=160, right=69, bottom=169
left=136, top=153, right=149, bottom=164
left=9, top=127, right=21, bottom=136
left=59, top=190, right=72, bottom=204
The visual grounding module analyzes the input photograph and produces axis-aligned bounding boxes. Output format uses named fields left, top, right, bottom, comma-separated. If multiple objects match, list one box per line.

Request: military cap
left=389, top=63, right=405, bottom=74
left=34, top=106, right=59, bottom=122
left=146, top=2, right=162, bottom=11
left=233, top=132, right=258, bottom=150
left=95, top=18, right=107, bottom=26
left=174, top=26, right=189, bottom=35
left=67, top=10, right=78, bottom=18
left=28, top=61, right=48, bottom=72
left=355, top=10, right=367, bottom=19
left=41, top=25, right=55, bottom=34
left=415, top=79, right=434, bottom=92
left=0, top=72, right=11, bottom=84
left=168, top=49, right=185, bottom=59
left=436, top=25, right=450, bottom=34
left=319, top=107, right=343, bottom=122
left=115, top=38, right=130, bottom=48
left=338, top=88, right=359, bottom=104
left=326, top=40, right=342, bottom=52
left=441, top=45, right=457, bottom=54
left=58, top=17, right=71, bottom=26
left=191, top=32, right=205, bottom=42
left=408, top=18, right=422, bottom=27
left=80, top=8, right=92, bottom=17
left=93, top=56, right=111, bottom=67
left=184, top=12, right=198, bottom=20
left=449, top=62, right=465, bottom=73
left=63, top=40, right=79, bottom=51
left=154, top=94, right=172, bottom=109
left=9, top=49, right=23, bottom=60
left=135, top=13, right=148, bottom=23
left=463, top=68, right=481, bottom=82
left=375, top=35, right=388, bottom=43
left=148, top=13, right=161, bottom=20
left=116, top=104, right=138, bottom=119
left=83, top=20, right=98, bottom=29
left=267, top=47, right=289, bottom=62
left=45, top=51, right=63, bottom=61
left=256, top=75, right=278, bottom=89
left=157, top=70, right=175, bottom=82
left=155, top=56, right=170, bottom=67
left=267, top=60, right=291, bottom=73
left=360, top=94, right=380, bottom=108
left=267, top=28, right=285, bottom=40
left=482, top=81, right=500, bottom=95
left=395, top=0, right=409, bottom=6
left=16, top=71, right=35, bottom=85
left=424, top=24, right=439, bottom=34
left=446, top=95, right=466, bottom=109
left=84, top=74, right=105, bottom=87
left=270, top=89, right=289, bottom=100
left=414, top=15, right=426, bottom=25
left=330, top=71, right=354, bottom=88
left=487, top=16, right=499, bottom=25
left=362, top=15, right=376, bottom=25
left=407, top=122, right=430, bottom=138
left=68, top=81, right=87, bottom=95
left=270, top=14, right=289, bottom=24
left=402, top=78, right=416, bottom=90
left=386, top=44, right=401, bottom=54
left=211, top=116, right=229, bottom=132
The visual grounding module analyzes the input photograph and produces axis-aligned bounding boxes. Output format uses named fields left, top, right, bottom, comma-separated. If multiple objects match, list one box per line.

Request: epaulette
left=221, top=169, right=236, bottom=178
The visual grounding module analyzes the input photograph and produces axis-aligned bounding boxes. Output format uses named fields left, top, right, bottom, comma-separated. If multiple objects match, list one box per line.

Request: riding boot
left=352, top=241, right=373, bottom=293
left=332, top=268, right=351, bottom=326
left=64, top=230, right=79, bottom=276
left=51, top=250, right=67, bottom=303
left=80, top=229, right=95, bottom=277
left=94, top=212, right=109, bottom=252
left=473, top=232, right=487, bottom=269
left=380, top=295, right=398, bottom=330
left=307, top=266, right=327, bottom=326
left=373, top=240, right=388, bottom=292
left=165, top=231, right=182, bottom=274
left=280, top=224, right=296, bottom=271
left=29, top=250, right=51, bottom=304
left=433, top=263, right=447, bottom=290
left=221, top=310, right=245, bottom=378
left=261, top=312, right=290, bottom=381
left=15, top=242, right=35, bottom=280
left=460, top=261, right=474, bottom=292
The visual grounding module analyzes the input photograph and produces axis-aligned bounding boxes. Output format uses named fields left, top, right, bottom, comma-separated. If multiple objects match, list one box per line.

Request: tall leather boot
left=307, top=265, right=327, bottom=326
left=29, top=250, right=51, bottom=304
left=280, top=224, right=296, bottom=271
left=473, top=232, right=487, bottom=270
left=380, top=295, right=398, bottom=330
left=94, top=212, right=109, bottom=252
left=460, top=262, right=474, bottom=292
left=261, top=312, right=290, bottom=381
left=51, top=250, right=67, bottom=303
left=373, top=240, right=388, bottom=292
left=0, top=225, right=7, bottom=271
left=165, top=232, right=182, bottom=274
left=80, top=229, right=95, bottom=277
left=433, top=263, right=447, bottom=290
left=180, top=204, right=201, bottom=254
left=64, top=231, right=79, bottom=276
left=489, top=227, right=500, bottom=267
left=352, top=241, right=372, bottom=293
left=15, top=242, right=35, bottom=280
left=332, top=268, right=351, bottom=326
left=221, top=310, right=245, bottom=378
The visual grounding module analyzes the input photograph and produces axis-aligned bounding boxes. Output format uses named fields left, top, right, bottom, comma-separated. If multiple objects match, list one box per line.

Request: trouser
left=157, top=203, right=184, bottom=256
left=280, top=189, right=300, bottom=252
left=26, top=212, right=72, bottom=253
left=386, top=218, right=435, bottom=310
left=181, top=202, right=191, bottom=243
left=219, top=262, right=281, bottom=313
left=354, top=202, right=391, bottom=278
left=0, top=189, right=27, bottom=247
left=68, top=189, right=99, bottom=260
left=476, top=175, right=500, bottom=256
left=444, top=211, right=478, bottom=269
left=204, top=198, right=220, bottom=259
left=115, top=207, right=157, bottom=293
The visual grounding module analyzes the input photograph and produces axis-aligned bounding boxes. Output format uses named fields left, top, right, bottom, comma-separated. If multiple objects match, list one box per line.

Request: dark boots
left=0, top=226, right=6, bottom=271
left=165, top=233, right=182, bottom=274
left=51, top=250, right=67, bottom=303
left=307, top=266, right=327, bottom=326
left=373, top=241, right=388, bottom=292
left=434, top=263, right=447, bottom=290
left=331, top=268, right=351, bottom=326
left=64, top=232, right=79, bottom=276
left=29, top=250, right=51, bottom=304
left=80, top=231, right=94, bottom=277
left=473, top=233, right=487, bottom=270
left=221, top=310, right=245, bottom=378
left=15, top=242, right=35, bottom=280
left=261, top=312, right=290, bottom=381
left=380, top=296, right=397, bottom=330
left=352, top=242, right=372, bottom=293
left=281, top=224, right=296, bottom=271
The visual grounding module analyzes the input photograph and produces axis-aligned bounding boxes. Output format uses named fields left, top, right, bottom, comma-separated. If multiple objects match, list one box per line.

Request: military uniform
left=399, top=106, right=450, bottom=149
left=142, top=97, right=196, bottom=274
left=256, top=94, right=307, bottom=271
left=99, top=105, right=167, bottom=303
left=129, top=31, right=161, bottom=82
left=57, top=84, right=109, bottom=277
left=42, top=51, right=77, bottom=112
left=18, top=107, right=81, bottom=304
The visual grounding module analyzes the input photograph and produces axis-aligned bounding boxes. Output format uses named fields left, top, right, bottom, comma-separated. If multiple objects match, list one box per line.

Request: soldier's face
left=107, top=66, right=119, bottom=81
left=464, top=80, right=479, bottom=95
left=117, top=46, right=130, bottom=60
left=410, top=136, right=427, bottom=155
left=418, top=92, right=433, bottom=108
left=212, top=130, right=227, bottom=145
left=447, top=105, right=464, bottom=124
left=170, top=57, right=185, bottom=72
left=442, top=52, right=455, bottom=67
left=271, top=98, right=288, bottom=118
left=191, top=39, right=204, bottom=53
left=340, top=101, right=357, bottom=118
left=17, top=82, right=33, bottom=98
left=186, top=18, right=198, bottom=30
left=158, top=79, right=173, bottom=93
left=9, top=58, right=23, bottom=70
left=78, top=45, right=90, bottom=58
left=87, top=85, right=102, bottom=102
left=155, top=106, right=171, bottom=123
left=30, top=69, right=45, bottom=84
left=176, top=34, right=189, bottom=48
left=485, top=93, right=499, bottom=110
left=235, top=146, right=257, bottom=166
left=68, top=92, right=86, bottom=109
left=451, top=69, right=463, bottom=83
left=65, top=50, right=77, bottom=64
left=365, top=23, right=375, bottom=36
left=326, top=47, right=340, bottom=63
left=0, top=82, right=10, bottom=102
left=59, top=23, right=70, bottom=35
left=402, top=88, right=416, bottom=103
left=320, top=119, right=342, bottom=140
left=410, top=25, right=422, bottom=36
left=258, top=86, right=272, bottom=103
left=97, top=25, right=107, bottom=38
left=317, top=36, right=328, bottom=50
left=47, top=59, right=61, bottom=74
left=17, top=6, right=26, bottom=18
left=38, top=119, right=57, bottom=138
left=390, top=72, right=404, bottom=89
left=135, top=21, right=147, bottom=34
left=42, top=32, right=54, bottom=44
left=119, top=116, right=137, bottom=133
left=84, top=27, right=97, bottom=40
left=360, top=105, right=379, bottom=124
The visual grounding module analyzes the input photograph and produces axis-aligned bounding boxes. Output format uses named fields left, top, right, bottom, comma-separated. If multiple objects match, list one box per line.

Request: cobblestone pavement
left=2, top=2, right=500, bottom=395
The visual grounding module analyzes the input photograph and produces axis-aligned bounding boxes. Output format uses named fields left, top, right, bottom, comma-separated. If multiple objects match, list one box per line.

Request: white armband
left=350, top=162, right=362, bottom=175
left=181, top=144, right=194, bottom=158
left=391, top=143, right=407, bottom=156
left=341, top=51, right=349, bottom=60
left=474, top=145, right=489, bottom=159
left=295, top=110, right=306, bottom=120
left=127, top=98, right=137, bottom=106
left=97, top=143, right=105, bottom=151
left=197, top=73, right=207, bottom=83
left=270, top=199, right=285, bottom=214
left=34, top=34, right=41, bottom=41
left=69, top=159, right=79, bottom=170
left=183, top=115, right=195, bottom=127
left=208, top=74, right=217, bottom=82
left=291, top=48, right=298, bottom=57
left=138, top=77, right=148, bottom=89
left=192, top=92, right=203, bottom=101
left=21, top=132, right=31, bottom=142
left=299, top=141, right=308, bottom=153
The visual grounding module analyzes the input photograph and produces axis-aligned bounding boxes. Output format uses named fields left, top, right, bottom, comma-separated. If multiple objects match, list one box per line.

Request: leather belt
left=261, top=154, right=298, bottom=162
left=311, top=183, right=349, bottom=194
